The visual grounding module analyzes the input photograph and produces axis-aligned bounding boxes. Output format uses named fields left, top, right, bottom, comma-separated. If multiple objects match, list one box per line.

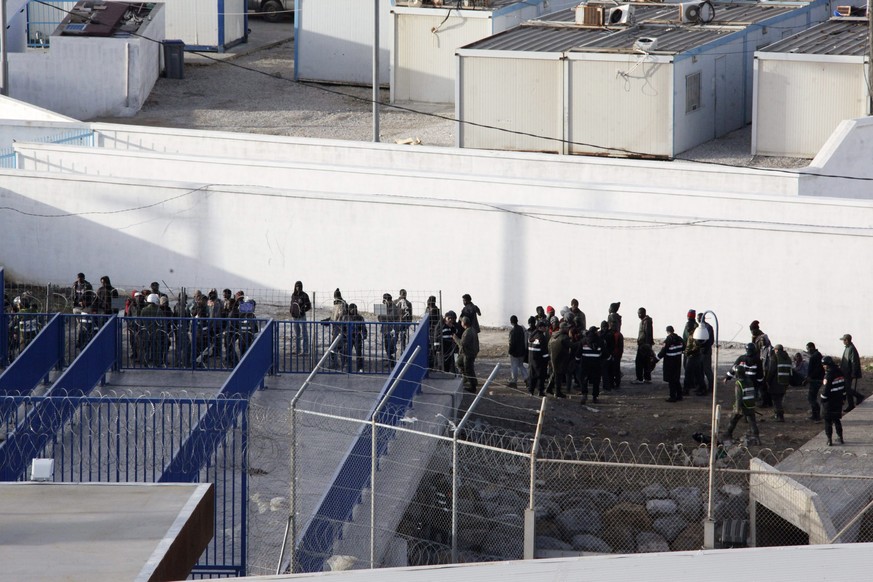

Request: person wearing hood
left=290, top=281, right=312, bottom=355
left=348, top=303, right=368, bottom=372
left=379, top=292, right=399, bottom=368
left=425, top=295, right=441, bottom=369
left=95, top=276, right=118, bottom=315
left=441, top=311, right=461, bottom=373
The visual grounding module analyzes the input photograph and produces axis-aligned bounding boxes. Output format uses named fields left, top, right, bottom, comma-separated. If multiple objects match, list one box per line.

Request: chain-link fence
left=259, top=408, right=873, bottom=575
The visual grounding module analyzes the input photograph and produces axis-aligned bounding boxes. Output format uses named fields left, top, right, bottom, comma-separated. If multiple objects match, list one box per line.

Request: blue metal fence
left=0, top=394, right=248, bottom=577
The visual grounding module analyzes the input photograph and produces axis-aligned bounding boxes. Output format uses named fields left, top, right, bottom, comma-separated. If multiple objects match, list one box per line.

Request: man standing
left=724, top=343, right=763, bottom=445
left=394, top=289, right=414, bottom=352
left=697, top=312, right=715, bottom=392
left=750, top=320, right=773, bottom=407
left=805, top=342, right=824, bottom=422
left=289, top=281, right=312, bottom=355
left=460, top=294, right=481, bottom=333
left=820, top=356, right=846, bottom=446
left=73, top=273, right=94, bottom=309
left=840, top=334, right=864, bottom=413
left=632, top=307, right=654, bottom=384
left=655, top=325, right=685, bottom=402
left=455, top=316, right=479, bottom=393
left=507, top=315, right=528, bottom=389
left=528, top=320, right=550, bottom=397
left=569, top=298, right=586, bottom=332
left=425, top=296, right=441, bottom=369
left=768, top=344, right=792, bottom=422
left=440, top=311, right=460, bottom=374
left=547, top=321, right=571, bottom=399
left=378, top=293, right=399, bottom=368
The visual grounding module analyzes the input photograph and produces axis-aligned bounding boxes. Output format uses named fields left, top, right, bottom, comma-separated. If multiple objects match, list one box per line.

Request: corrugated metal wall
left=296, top=0, right=393, bottom=85
left=568, top=56, right=671, bottom=157
left=459, top=55, right=563, bottom=152
left=754, top=58, right=866, bottom=158
left=394, top=14, right=490, bottom=104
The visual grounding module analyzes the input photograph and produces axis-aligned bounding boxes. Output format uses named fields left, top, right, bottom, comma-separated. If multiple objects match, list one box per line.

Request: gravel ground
left=94, top=20, right=809, bottom=168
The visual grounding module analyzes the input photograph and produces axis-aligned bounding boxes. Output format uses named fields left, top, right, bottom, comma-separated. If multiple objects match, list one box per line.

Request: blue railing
left=161, top=320, right=274, bottom=483
left=0, top=394, right=247, bottom=577
left=0, top=315, right=117, bottom=481
left=295, top=315, right=431, bottom=573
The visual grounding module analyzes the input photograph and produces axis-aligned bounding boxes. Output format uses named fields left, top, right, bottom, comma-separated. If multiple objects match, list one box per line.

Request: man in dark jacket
left=508, top=315, right=528, bottom=389
left=547, top=322, right=571, bottom=399
left=455, top=316, right=479, bottom=393
left=528, top=320, right=550, bottom=397
left=441, top=311, right=461, bottom=374
left=655, top=326, right=685, bottom=402
left=426, top=296, right=441, bottom=369
left=724, top=343, right=763, bottom=445
left=805, top=342, right=824, bottom=422
left=289, top=280, right=312, bottom=355
left=633, top=307, right=654, bottom=384
left=820, top=356, right=846, bottom=445
left=598, top=320, right=615, bottom=392
left=578, top=327, right=603, bottom=404
left=840, top=334, right=864, bottom=413
left=768, top=344, right=792, bottom=422
left=460, top=294, right=481, bottom=333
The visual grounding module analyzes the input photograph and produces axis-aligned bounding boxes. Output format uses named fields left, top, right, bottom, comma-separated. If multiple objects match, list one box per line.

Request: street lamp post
left=695, top=310, right=720, bottom=549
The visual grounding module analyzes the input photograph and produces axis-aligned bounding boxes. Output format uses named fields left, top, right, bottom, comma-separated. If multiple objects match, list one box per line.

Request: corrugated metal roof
left=396, top=0, right=536, bottom=10
left=757, top=18, right=869, bottom=56
left=572, top=23, right=740, bottom=53
left=463, top=25, right=615, bottom=51
left=537, top=2, right=797, bottom=25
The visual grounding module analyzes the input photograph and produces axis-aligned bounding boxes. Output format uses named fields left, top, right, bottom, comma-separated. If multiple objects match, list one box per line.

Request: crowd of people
left=5, top=277, right=866, bottom=447
left=490, top=302, right=863, bottom=446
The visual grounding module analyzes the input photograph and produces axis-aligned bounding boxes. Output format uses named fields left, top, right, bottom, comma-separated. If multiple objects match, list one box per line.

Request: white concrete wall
left=4, top=132, right=873, bottom=354
left=89, top=123, right=803, bottom=197
left=804, top=116, right=873, bottom=199
left=0, top=96, right=75, bottom=123
left=6, top=7, right=164, bottom=120
left=0, top=120, right=89, bottom=149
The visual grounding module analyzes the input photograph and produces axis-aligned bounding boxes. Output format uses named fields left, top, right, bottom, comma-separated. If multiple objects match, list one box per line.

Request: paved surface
left=0, top=482, right=212, bottom=582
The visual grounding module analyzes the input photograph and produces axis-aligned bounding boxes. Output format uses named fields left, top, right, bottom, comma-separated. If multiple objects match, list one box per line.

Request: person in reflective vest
left=819, top=356, right=846, bottom=446
left=527, top=320, right=550, bottom=397
left=767, top=344, right=792, bottom=422
left=655, top=325, right=685, bottom=402
left=723, top=343, right=762, bottom=444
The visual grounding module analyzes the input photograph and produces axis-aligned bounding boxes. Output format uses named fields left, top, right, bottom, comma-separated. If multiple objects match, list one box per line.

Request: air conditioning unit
left=633, top=36, right=659, bottom=53
left=575, top=4, right=604, bottom=26
left=679, top=1, right=715, bottom=23
left=607, top=4, right=635, bottom=25
left=679, top=2, right=701, bottom=23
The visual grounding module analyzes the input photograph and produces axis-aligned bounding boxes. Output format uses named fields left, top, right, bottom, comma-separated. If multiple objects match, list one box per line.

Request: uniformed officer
left=820, top=356, right=846, bottom=446
left=527, top=320, right=550, bottom=397
left=655, top=325, right=685, bottom=402
left=723, top=343, right=763, bottom=445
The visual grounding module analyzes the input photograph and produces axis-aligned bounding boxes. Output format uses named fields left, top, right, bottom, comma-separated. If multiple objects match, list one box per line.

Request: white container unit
left=295, top=0, right=394, bottom=86
left=753, top=19, right=869, bottom=159
left=161, top=0, right=248, bottom=51
left=457, top=1, right=831, bottom=158
left=393, top=0, right=565, bottom=105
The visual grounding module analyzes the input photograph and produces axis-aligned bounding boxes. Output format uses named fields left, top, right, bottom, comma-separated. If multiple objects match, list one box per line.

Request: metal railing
left=0, top=394, right=248, bottom=577
left=26, top=1, right=76, bottom=48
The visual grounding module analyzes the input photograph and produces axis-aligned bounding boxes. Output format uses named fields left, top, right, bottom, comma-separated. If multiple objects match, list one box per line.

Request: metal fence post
left=525, top=397, right=547, bottom=560
left=451, top=364, right=500, bottom=563
left=0, top=267, right=7, bottom=367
